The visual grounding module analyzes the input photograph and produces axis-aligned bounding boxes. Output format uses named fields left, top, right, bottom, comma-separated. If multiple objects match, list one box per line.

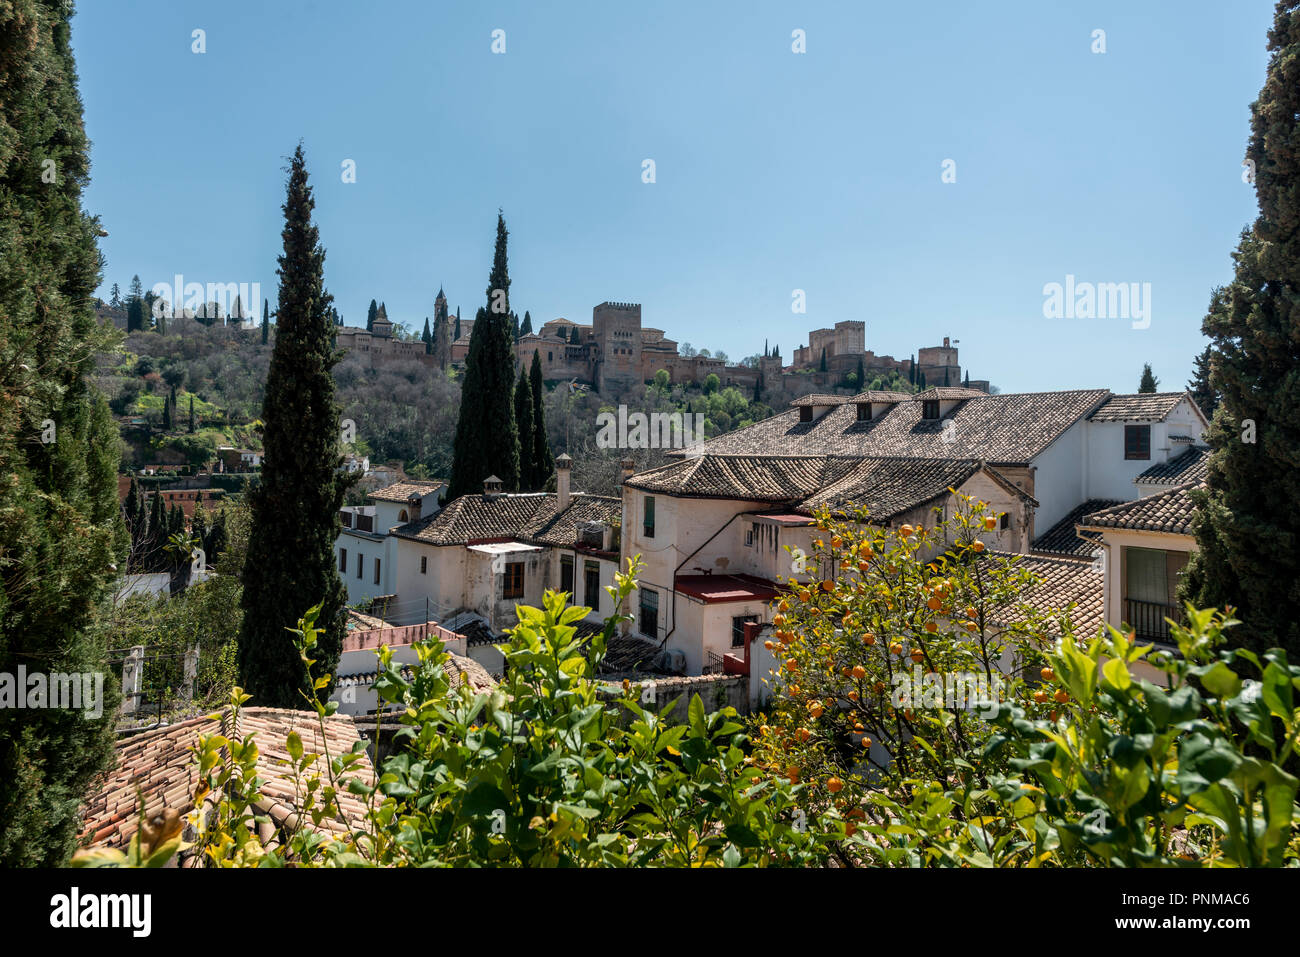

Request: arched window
left=398, top=509, right=408, bottom=522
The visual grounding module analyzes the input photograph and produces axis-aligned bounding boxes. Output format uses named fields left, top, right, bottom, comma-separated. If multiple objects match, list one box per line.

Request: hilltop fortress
left=338, top=297, right=983, bottom=398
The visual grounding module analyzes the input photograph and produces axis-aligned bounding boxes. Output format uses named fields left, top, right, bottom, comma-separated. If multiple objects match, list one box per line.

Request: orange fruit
left=857, top=560, right=870, bottom=572
left=971, top=541, right=985, bottom=553
left=1053, top=689, right=1069, bottom=703
left=927, top=595, right=942, bottom=610
left=763, top=640, right=775, bottom=650
left=899, top=524, right=914, bottom=538
left=860, top=737, right=872, bottom=749
left=820, top=579, right=834, bottom=592
left=984, top=517, right=997, bottom=531
left=784, top=658, right=799, bottom=673
left=965, top=606, right=978, bottom=619
left=773, top=614, right=786, bottom=628
left=910, top=649, right=924, bottom=664
left=862, top=633, right=876, bottom=646
left=797, top=728, right=811, bottom=743
left=787, top=767, right=800, bottom=784
left=809, top=703, right=824, bottom=718
left=845, top=822, right=857, bottom=838
left=831, top=536, right=843, bottom=548
left=1040, top=667, right=1055, bottom=681
left=851, top=665, right=866, bottom=680
left=890, top=642, right=904, bottom=655
left=798, top=589, right=811, bottom=602
left=1032, top=690, right=1047, bottom=704
left=778, top=600, right=790, bottom=613
left=847, top=690, right=859, bottom=701
left=827, top=776, right=843, bottom=793
left=924, top=621, right=938, bottom=633
left=873, top=681, right=886, bottom=694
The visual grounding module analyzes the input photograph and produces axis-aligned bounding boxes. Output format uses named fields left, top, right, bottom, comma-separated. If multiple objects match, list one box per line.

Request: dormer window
left=922, top=400, right=941, bottom=420
left=856, top=403, right=870, bottom=421
left=799, top=406, right=813, bottom=423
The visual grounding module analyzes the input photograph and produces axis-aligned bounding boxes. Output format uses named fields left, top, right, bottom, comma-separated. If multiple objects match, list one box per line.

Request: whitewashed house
left=335, top=480, right=445, bottom=607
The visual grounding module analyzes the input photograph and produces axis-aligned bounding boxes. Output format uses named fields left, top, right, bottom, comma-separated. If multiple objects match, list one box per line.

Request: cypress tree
left=454, top=306, right=461, bottom=342
left=819, top=348, right=827, bottom=372
left=188, top=394, right=195, bottom=432
left=146, top=491, right=166, bottom=572
left=163, top=386, right=174, bottom=429
left=0, top=0, right=126, bottom=865
left=238, top=144, right=351, bottom=708
left=448, top=212, right=521, bottom=497
left=530, top=350, right=553, bottom=489
left=514, top=369, right=535, bottom=489
left=1188, top=343, right=1218, bottom=418
left=366, top=298, right=378, bottom=332
left=422, top=317, right=432, bottom=354
left=570, top=325, right=582, bottom=345
left=1183, top=1, right=1300, bottom=656
left=521, top=310, right=533, bottom=336
left=261, top=298, right=270, bottom=345
left=1138, top=363, right=1158, bottom=393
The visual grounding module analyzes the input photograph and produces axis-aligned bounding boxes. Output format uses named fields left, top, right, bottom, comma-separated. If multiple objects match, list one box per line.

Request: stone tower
left=592, top=301, right=642, bottom=394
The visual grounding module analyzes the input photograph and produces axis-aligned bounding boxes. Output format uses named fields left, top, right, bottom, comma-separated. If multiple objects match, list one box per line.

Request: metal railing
left=1124, top=598, right=1182, bottom=643
left=703, top=651, right=726, bottom=675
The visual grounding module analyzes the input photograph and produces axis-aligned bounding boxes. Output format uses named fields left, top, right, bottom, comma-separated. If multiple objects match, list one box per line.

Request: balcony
left=1124, top=598, right=1182, bottom=643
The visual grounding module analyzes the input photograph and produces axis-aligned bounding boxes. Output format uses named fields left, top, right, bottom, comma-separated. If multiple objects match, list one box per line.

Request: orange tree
left=751, top=493, right=1075, bottom=833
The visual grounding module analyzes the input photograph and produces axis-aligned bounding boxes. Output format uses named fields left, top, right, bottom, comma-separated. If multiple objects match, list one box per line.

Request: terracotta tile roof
left=693, top=389, right=1110, bottom=465
left=1135, top=446, right=1210, bottom=487
left=989, top=553, right=1105, bottom=639
left=627, top=454, right=1033, bottom=522
left=625, top=454, right=852, bottom=502
left=790, top=393, right=850, bottom=407
left=799, top=457, right=988, bottom=520
left=1078, top=482, right=1202, bottom=536
left=394, top=492, right=620, bottom=548
left=850, top=390, right=914, bottom=403
left=1032, top=499, right=1125, bottom=557
left=1087, top=392, right=1186, bottom=422
left=336, top=652, right=496, bottom=694
left=80, top=707, right=374, bottom=853
left=528, top=494, right=622, bottom=549
left=368, top=480, right=444, bottom=503
left=914, top=386, right=988, bottom=400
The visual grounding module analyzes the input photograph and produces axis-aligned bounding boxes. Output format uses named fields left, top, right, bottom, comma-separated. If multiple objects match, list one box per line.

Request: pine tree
left=126, top=273, right=145, bottom=332
left=530, top=350, right=553, bottom=490
left=1138, top=363, right=1159, bottom=393
left=514, top=368, right=535, bottom=489
left=238, top=144, right=351, bottom=708
left=1183, top=1, right=1300, bottom=656
left=448, top=212, right=520, bottom=497
left=109, top=282, right=122, bottom=307
left=0, top=0, right=128, bottom=863
left=521, top=310, right=533, bottom=336
left=1188, top=343, right=1218, bottom=418
left=261, top=298, right=270, bottom=345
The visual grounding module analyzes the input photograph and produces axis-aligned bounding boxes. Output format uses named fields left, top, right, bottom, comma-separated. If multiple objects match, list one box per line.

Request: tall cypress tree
left=422, top=317, right=432, bottom=354
left=188, top=394, right=195, bottom=432
left=448, top=212, right=520, bottom=497
left=238, top=144, right=351, bottom=708
left=0, top=0, right=124, bottom=865
left=530, top=350, right=553, bottom=489
left=521, top=310, right=533, bottom=336
left=261, top=298, right=270, bottom=345
left=454, top=306, right=461, bottom=342
left=1183, top=1, right=1300, bottom=656
left=366, top=298, right=378, bottom=332
left=514, top=369, right=535, bottom=489
left=1188, top=343, right=1219, bottom=418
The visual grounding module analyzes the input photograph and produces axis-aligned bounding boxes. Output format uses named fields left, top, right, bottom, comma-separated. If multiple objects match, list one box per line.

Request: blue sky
left=72, top=0, right=1272, bottom=394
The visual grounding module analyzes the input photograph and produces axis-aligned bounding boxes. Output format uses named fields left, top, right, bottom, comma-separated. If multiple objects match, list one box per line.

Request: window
left=1000, top=513, right=1010, bottom=531
left=339, top=549, right=347, bottom=573
left=503, top=561, right=525, bottom=599
left=398, top=509, right=408, bottom=522
left=356, top=554, right=362, bottom=579
left=1125, top=424, right=1151, bottom=460
left=643, top=495, right=656, bottom=538
left=799, top=406, right=813, bottom=423
left=922, top=400, right=940, bottom=420
left=732, top=614, right=759, bottom=648
left=856, top=403, right=871, bottom=421
left=744, top=526, right=753, bottom=547
left=639, top=588, right=659, bottom=637
left=560, top=554, right=574, bottom=595
left=420, top=555, right=427, bottom=574
left=374, top=558, right=381, bottom=585
left=584, top=561, right=601, bottom=612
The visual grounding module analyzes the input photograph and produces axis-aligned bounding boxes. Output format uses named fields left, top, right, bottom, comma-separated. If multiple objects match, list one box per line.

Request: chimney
left=620, top=458, right=635, bottom=486
left=483, top=475, right=503, bottom=498
left=943, top=336, right=950, bottom=348
left=555, top=453, right=572, bottom=510
left=407, top=492, right=422, bottom=523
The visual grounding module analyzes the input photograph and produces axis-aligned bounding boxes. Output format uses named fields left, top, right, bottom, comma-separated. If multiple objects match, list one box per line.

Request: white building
left=335, top=480, right=445, bottom=608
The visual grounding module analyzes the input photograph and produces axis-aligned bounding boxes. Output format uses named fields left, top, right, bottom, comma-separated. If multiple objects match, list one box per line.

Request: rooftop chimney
left=620, top=458, right=635, bottom=486
left=407, top=492, right=422, bottom=523
left=555, top=453, right=572, bottom=510
left=483, top=475, right=503, bottom=498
